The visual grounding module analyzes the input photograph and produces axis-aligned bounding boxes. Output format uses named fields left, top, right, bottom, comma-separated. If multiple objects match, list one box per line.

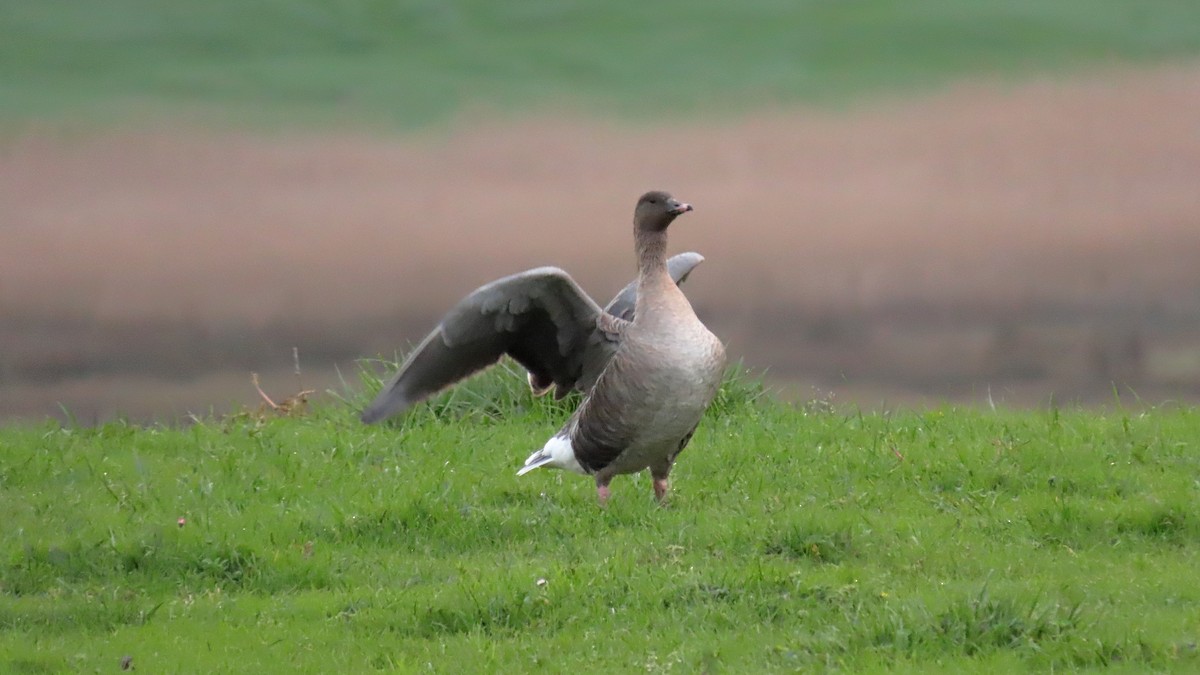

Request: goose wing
left=361, top=267, right=611, bottom=423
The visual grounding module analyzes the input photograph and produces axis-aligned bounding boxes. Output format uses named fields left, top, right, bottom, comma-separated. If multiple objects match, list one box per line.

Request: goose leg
left=652, top=478, right=670, bottom=504
left=653, top=429, right=693, bottom=506
left=595, top=468, right=619, bottom=506
left=650, top=459, right=675, bottom=506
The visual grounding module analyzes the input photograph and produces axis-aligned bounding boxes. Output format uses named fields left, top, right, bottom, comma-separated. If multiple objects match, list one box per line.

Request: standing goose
left=362, top=191, right=726, bottom=505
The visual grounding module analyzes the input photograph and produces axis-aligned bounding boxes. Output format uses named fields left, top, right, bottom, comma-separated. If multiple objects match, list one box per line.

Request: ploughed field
left=4, top=64, right=1200, bottom=419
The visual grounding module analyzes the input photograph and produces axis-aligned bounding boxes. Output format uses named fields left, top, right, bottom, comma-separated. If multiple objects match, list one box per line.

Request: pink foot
left=653, top=478, right=669, bottom=504
left=597, top=484, right=611, bottom=506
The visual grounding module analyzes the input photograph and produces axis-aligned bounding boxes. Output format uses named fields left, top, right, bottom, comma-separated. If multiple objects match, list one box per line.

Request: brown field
left=3, top=63, right=1199, bottom=422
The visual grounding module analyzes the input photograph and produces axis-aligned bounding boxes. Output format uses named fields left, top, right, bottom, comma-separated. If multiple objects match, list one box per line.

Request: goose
left=361, top=191, right=726, bottom=505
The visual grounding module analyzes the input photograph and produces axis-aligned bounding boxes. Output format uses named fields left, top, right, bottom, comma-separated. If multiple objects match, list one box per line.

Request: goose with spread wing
left=362, top=191, right=726, bottom=505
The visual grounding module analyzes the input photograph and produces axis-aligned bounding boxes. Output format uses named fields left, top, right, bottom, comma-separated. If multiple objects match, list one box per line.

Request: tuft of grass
left=709, top=360, right=772, bottom=418
left=345, top=356, right=575, bottom=426
left=346, top=353, right=768, bottom=427
left=765, top=520, right=856, bottom=564
left=927, top=587, right=1084, bottom=656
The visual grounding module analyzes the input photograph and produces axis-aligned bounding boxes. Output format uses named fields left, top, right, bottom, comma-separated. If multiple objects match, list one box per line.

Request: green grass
left=2, top=365, right=1199, bottom=672
left=3, top=1, right=1200, bottom=129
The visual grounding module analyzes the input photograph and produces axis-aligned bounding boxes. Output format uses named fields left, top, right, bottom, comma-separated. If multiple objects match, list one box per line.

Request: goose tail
left=517, top=434, right=587, bottom=476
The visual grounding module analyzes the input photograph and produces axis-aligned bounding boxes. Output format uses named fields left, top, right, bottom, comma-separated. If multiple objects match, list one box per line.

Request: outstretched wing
left=361, top=267, right=610, bottom=424
left=603, top=252, right=705, bottom=321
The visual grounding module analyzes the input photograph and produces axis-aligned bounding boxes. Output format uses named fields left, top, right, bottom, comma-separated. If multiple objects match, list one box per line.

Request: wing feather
left=361, top=267, right=606, bottom=423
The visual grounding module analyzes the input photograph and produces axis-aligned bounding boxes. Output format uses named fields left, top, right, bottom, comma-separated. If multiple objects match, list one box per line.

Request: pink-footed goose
left=362, top=191, right=726, bottom=505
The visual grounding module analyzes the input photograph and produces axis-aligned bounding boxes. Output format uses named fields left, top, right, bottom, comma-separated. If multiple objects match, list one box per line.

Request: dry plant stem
left=252, top=369, right=314, bottom=416
left=252, top=372, right=279, bottom=410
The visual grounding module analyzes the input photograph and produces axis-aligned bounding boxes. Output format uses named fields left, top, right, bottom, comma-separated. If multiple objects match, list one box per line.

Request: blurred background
left=2, top=1, right=1199, bottom=423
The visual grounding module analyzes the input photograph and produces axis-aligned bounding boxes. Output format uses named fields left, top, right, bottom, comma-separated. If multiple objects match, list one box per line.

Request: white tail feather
left=517, top=434, right=587, bottom=476
left=517, top=451, right=555, bottom=476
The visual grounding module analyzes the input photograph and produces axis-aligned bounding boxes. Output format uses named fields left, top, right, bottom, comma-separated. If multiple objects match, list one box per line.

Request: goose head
left=634, top=190, right=693, bottom=232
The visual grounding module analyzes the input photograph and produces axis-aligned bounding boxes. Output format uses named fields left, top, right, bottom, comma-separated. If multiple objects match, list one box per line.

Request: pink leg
left=596, top=484, right=611, bottom=506
left=653, top=478, right=670, bottom=504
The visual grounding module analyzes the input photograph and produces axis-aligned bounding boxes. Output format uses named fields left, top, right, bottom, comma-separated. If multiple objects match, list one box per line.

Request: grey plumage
left=363, top=190, right=724, bottom=505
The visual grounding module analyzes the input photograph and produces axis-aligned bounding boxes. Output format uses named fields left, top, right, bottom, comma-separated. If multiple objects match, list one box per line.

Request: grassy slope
left=2, top=1, right=1200, bottom=128
left=2, top=369, right=1198, bottom=672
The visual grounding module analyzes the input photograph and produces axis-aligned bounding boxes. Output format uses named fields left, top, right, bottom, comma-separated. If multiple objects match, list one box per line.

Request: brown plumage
left=517, top=191, right=726, bottom=504
left=363, top=191, right=724, bottom=505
